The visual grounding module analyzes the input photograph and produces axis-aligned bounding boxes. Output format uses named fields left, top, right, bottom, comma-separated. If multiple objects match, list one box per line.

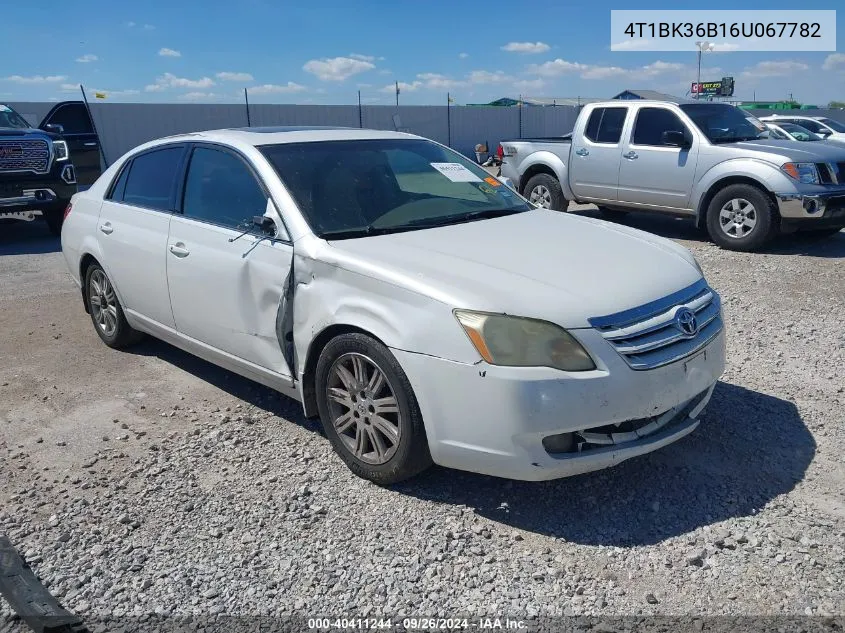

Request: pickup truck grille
left=817, top=162, right=845, bottom=185
left=588, top=279, right=722, bottom=371
left=0, top=139, right=50, bottom=174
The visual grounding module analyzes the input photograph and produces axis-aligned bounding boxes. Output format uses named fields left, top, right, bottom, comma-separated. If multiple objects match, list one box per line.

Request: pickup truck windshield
left=679, top=104, right=767, bottom=144
left=0, top=105, right=31, bottom=130
left=260, top=139, right=531, bottom=239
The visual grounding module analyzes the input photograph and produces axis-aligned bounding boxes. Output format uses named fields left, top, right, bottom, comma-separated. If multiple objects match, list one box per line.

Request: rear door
left=166, top=144, right=293, bottom=377
left=617, top=105, right=699, bottom=212
left=569, top=106, right=627, bottom=202
left=97, top=145, right=187, bottom=329
left=40, top=102, right=101, bottom=187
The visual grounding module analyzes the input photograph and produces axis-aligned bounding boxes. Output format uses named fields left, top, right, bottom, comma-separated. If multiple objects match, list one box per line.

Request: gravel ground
left=1, top=216, right=844, bottom=630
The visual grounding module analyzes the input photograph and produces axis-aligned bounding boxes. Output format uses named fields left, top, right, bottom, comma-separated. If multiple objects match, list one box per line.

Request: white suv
left=759, top=114, right=845, bottom=141
left=61, top=127, right=725, bottom=484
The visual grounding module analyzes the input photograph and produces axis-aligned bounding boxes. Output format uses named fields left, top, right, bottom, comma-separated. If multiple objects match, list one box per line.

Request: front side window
left=818, top=118, right=845, bottom=133
left=779, top=123, right=821, bottom=141
left=260, top=139, right=531, bottom=239
left=182, top=146, right=268, bottom=231
left=45, top=103, right=93, bottom=135
left=0, top=104, right=31, bottom=129
left=794, top=119, right=826, bottom=134
left=632, top=108, right=689, bottom=146
left=121, top=147, right=184, bottom=211
left=584, top=107, right=627, bottom=144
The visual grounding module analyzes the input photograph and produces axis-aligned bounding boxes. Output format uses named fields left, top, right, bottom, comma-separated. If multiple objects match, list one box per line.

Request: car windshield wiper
left=402, top=207, right=525, bottom=228
left=319, top=225, right=408, bottom=240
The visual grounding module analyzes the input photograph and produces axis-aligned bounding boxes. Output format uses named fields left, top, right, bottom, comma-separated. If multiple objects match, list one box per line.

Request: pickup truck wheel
left=84, top=264, right=144, bottom=349
left=524, top=173, right=568, bottom=212
left=706, top=184, right=777, bottom=252
left=315, top=333, right=433, bottom=486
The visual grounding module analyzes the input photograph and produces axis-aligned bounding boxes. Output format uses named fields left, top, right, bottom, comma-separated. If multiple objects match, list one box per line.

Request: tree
left=829, top=101, right=845, bottom=109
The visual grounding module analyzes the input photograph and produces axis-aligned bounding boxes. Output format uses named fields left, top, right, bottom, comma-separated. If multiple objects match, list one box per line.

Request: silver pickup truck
left=499, top=99, right=845, bottom=251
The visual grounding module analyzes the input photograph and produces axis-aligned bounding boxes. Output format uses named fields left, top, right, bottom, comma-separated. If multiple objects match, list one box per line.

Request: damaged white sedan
left=61, top=127, right=726, bottom=484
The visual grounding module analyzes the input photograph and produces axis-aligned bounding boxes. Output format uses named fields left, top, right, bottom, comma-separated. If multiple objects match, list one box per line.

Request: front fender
left=692, top=158, right=797, bottom=214
left=516, top=151, right=573, bottom=200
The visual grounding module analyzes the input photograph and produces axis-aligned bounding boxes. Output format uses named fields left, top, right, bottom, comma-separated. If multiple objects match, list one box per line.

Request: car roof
left=154, top=126, right=419, bottom=148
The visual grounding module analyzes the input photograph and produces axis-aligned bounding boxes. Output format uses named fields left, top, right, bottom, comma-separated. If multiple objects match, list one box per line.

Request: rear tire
left=44, top=208, right=63, bottom=237
left=524, top=173, right=568, bottom=212
left=84, top=263, right=144, bottom=349
left=315, top=333, right=432, bottom=485
left=705, top=184, right=778, bottom=252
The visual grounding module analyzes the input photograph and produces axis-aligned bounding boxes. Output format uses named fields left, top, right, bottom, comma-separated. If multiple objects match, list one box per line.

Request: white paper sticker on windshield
left=0, top=105, right=10, bottom=112
left=430, top=162, right=482, bottom=183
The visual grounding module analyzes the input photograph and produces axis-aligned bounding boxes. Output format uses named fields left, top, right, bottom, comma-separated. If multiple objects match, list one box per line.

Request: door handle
left=575, top=148, right=589, bottom=156
left=83, top=142, right=98, bottom=147
left=99, top=222, right=113, bottom=235
left=623, top=151, right=638, bottom=160
left=169, top=243, right=190, bottom=258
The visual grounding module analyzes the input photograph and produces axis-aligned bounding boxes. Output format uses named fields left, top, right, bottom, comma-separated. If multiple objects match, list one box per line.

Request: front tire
left=524, top=173, right=568, bottom=212
left=84, top=264, right=143, bottom=349
left=315, top=333, right=432, bottom=485
left=705, top=184, right=778, bottom=252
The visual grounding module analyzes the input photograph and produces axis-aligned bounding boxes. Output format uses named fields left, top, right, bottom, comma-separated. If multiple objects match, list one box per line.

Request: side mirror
left=43, top=123, right=64, bottom=134
left=252, top=215, right=276, bottom=236
left=820, top=130, right=833, bottom=138
left=662, top=130, right=690, bottom=148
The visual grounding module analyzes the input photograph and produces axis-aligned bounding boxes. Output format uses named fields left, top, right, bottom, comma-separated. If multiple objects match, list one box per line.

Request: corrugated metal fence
left=8, top=101, right=844, bottom=169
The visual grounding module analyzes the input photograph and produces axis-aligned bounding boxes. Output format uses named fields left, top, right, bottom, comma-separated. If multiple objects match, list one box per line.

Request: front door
left=569, top=106, right=628, bottom=203
left=40, top=102, right=101, bottom=187
left=166, top=144, right=293, bottom=377
left=617, top=106, right=699, bottom=211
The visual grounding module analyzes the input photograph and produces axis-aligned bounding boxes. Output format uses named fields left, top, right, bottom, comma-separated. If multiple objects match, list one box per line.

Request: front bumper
left=394, top=328, right=725, bottom=481
left=0, top=165, right=77, bottom=213
left=775, top=187, right=845, bottom=226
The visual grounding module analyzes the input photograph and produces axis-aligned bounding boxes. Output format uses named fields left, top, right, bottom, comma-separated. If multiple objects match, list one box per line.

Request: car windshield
left=680, top=103, right=767, bottom=143
left=260, top=138, right=531, bottom=239
left=0, top=104, right=31, bottom=130
left=779, top=123, right=822, bottom=141
left=818, top=118, right=845, bottom=133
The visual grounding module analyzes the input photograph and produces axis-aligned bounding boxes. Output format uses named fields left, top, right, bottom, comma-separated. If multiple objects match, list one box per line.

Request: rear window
left=584, top=107, right=627, bottom=144
left=120, top=147, right=184, bottom=211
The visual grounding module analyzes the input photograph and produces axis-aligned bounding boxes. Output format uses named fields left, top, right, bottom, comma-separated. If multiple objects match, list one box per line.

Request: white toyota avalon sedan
left=61, top=127, right=726, bottom=484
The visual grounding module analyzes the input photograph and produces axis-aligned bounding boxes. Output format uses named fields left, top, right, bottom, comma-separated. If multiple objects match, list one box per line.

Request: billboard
left=691, top=77, right=735, bottom=97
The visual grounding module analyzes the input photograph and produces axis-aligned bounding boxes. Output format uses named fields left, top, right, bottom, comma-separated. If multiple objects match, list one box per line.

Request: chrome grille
left=589, top=279, right=722, bottom=371
left=0, top=139, right=50, bottom=173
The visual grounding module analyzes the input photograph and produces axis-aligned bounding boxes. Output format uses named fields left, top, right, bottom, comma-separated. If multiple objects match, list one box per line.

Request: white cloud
left=513, top=78, right=545, bottom=93
left=179, top=92, right=217, bottom=101
left=417, top=72, right=464, bottom=89
left=216, top=71, right=254, bottom=82
left=3, top=74, right=67, bottom=84
left=611, top=39, right=655, bottom=51
left=741, top=61, right=809, bottom=78
left=247, top=82, right=306, bottom=94
left=60, top=84, right=79, bottom=92
left=76, top=54, right=98, bottom=63
left=158, top=48, right=181, bottom=57
left=580, top=65, right=627, bottom=80
left=468, top=70, right=513, bottom=84
left=143, top=24, right=155, bottom=30
left=145, top=73, right=215, bottom=92
left=350, top=53, right=384, bottom=62
left=501, top=41, right=550, bottom=54
left=527, top=59, right=589, bottom=77
left=126, top=21, right=136, bottom=27
left=712, top=42, right=741, bottom=52
left=303, top=56, right=375, bottom=81
left=459, top=52, right=469, bottom=59
left=380, top=81, right=422, bottom=93
left=822, top=53, right=845, bottom=72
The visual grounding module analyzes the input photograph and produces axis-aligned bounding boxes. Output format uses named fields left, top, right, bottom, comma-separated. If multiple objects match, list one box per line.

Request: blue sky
left=2, top=0, right=843, bottom=106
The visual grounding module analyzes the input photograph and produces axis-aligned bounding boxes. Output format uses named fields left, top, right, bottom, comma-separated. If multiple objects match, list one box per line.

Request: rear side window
left=107, top=162, right=131, bottom=201
left=632, top=107, right=689, bottom=146
left=121, top=147, right=184, bottom=211
left=584, top=107, right=627, bottom=144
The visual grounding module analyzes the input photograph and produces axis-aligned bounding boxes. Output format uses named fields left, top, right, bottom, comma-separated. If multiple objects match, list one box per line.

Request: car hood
left=716, top=138, right=845, bottom=163
left=0, top=127, right=60, bottom=140
left=323, top=210, right=703, bottom=329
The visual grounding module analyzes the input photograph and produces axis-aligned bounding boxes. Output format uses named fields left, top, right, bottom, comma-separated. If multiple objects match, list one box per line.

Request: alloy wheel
left=89, top=269, right=118, bottom=338
left=529, top=184, right=552, bottom=208
left=719, top=198, right=758, bottom=239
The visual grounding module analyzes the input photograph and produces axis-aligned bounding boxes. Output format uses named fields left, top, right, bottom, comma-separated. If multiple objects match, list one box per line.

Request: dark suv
left=1, top=103, right=81, bottom=235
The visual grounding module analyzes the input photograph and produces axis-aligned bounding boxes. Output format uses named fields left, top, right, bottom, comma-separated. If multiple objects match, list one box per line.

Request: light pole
left=695, top=41, right=715, bottom=99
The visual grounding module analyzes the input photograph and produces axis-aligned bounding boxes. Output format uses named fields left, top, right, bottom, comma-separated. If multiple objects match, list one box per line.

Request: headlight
left=454, top=310, right=595, bottom=371
left=781, top=162, right=819, bottom=184
left=53, top=140, right=69, bottom=162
